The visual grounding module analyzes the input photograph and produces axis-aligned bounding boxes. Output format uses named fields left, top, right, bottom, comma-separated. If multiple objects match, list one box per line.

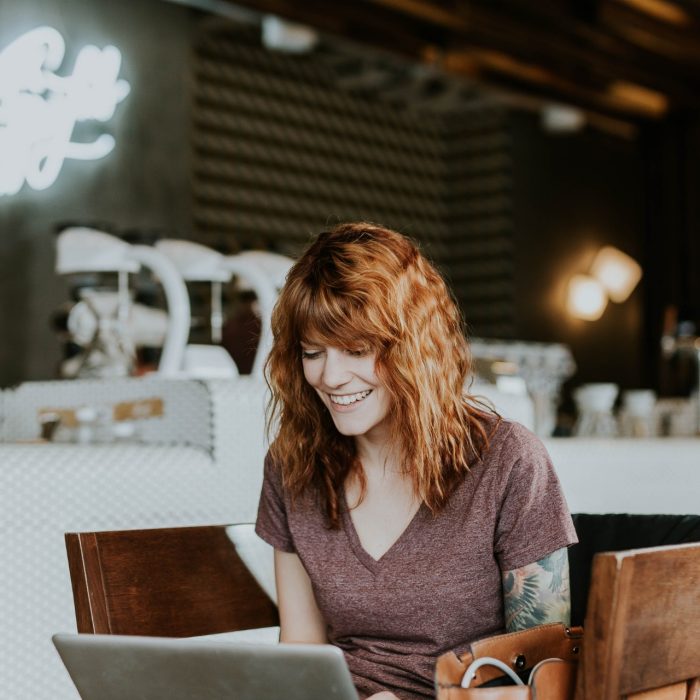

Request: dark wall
left=0, top=0, right=199, bottom=387
left=510, top=112, right=647, bottom=396
left=641, top=115, right=700, bottom=397
left=187, top=21, right=514, bottom=338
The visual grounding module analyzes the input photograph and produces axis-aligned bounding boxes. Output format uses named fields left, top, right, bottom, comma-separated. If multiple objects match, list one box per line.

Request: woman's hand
left=365, top=693, right=401, bottom=700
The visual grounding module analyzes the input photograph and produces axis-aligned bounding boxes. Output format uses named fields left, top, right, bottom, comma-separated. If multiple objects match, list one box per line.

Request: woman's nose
left=321, top=349, right=350, bottom=388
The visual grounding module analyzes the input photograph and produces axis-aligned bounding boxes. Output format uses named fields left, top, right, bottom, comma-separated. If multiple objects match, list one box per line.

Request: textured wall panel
left=191, top=22, right=513, bottom=337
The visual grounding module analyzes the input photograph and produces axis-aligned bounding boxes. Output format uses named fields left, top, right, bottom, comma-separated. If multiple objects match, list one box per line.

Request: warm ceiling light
left=591, top=246, right=642, bottom=302
left=567, top=274, right=608, bottom=321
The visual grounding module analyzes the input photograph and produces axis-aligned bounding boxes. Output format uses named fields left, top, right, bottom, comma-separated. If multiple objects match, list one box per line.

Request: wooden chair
left=576, top=541, right=700, bottom=700
left=65, top=525, right=278, bottom=637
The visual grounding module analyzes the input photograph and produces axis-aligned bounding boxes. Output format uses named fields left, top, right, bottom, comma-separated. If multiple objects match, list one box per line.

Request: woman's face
left=301, top=342, right=391, bottom=443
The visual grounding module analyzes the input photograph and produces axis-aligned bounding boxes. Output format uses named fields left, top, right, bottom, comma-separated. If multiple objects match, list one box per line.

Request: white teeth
left=330, top=390, right=371, bottom=405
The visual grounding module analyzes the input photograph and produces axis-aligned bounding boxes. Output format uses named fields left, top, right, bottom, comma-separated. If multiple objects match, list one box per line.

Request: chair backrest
left=576, top=541, right=700, bottom=700
left=569, top=513, right=700, bottom=626
left=65, top=525, right=278, bottom=637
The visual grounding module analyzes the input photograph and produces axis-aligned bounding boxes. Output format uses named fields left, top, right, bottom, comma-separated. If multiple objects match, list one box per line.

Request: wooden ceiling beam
left=216, top=0, right=700, bottom=118
left=458, top=2, right=700, bottom=96
left=600, top=1, right=700, bottom=64
left=363, top=0, right=700, bottom=108
left=613, top=0, right=692, bottom=25
left=443, top=48, right=668, bottom=119
left=357, top=0, right=471, bottom=30
left=432, top=9, right=700, bottom=116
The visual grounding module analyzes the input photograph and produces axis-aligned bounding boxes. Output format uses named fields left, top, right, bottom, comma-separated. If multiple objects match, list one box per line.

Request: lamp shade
left=590, top=246, right=642, bottom=302
left=567, top=274, right=608, bottom=320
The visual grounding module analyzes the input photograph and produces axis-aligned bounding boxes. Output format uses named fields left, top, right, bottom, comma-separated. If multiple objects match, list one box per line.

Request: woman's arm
left=274, top=549, right=327, bottom=643
left=501, top=547, right=571, bottom=631
left=275, top=551, right=398, bottom=700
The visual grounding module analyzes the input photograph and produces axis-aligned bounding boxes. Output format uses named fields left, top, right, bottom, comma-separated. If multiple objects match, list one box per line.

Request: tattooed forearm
left=502, top=548, right=571, bottom=631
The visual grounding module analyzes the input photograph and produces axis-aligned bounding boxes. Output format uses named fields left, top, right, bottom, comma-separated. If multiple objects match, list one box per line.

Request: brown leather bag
left=434, top=623, right=583, bottom=700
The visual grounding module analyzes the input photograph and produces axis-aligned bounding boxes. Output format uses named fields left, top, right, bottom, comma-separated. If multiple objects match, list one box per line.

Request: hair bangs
left=292, top=282, right=388, bottom=352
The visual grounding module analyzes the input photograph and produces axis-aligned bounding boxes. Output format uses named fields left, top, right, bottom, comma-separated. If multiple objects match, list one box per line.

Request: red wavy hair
left=266, top=222, right=495, bottom=528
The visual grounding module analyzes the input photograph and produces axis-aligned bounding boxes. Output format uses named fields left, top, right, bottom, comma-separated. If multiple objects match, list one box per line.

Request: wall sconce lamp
left=567, top=246, right=642, bottom=320
left=590, top=245, right=643, bottom=302
left=567, top=274, right=608, bottom=321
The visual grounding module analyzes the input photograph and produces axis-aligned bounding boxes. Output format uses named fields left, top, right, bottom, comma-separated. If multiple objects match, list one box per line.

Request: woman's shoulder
left=469, top=419, right=564, bottom=515
left=480, top=417, right=549, bottom=466
left=262, top=448, right=286, bottom=490
left=262, top=447, right=320, bottom=505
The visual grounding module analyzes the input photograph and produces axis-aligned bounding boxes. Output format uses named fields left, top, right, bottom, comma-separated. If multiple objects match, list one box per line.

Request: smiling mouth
left=329, top=389, right=372, bottom=406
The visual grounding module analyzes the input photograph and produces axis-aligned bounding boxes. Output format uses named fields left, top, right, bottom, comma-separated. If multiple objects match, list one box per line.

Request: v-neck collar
left=340, top=492, right=426, bottom=575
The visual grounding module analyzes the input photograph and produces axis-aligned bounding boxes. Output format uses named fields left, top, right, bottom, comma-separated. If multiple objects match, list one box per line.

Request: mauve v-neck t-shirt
left=255, top=420, right=577, bottom=700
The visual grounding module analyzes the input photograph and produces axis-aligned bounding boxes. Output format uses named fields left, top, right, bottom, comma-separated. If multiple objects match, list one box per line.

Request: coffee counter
left=545, top=437, right=700, bottom=515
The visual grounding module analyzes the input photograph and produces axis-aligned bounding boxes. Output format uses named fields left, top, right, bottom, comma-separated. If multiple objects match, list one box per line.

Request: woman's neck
left=347, top=434, right=417, bottom=514
left=354, top=432, right=400, bottom=479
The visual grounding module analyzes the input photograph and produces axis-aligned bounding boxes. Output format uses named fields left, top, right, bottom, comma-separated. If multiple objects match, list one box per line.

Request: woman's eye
left=301, top=350, right=322, bottom=360
left=346, top=348, right=369, bottom=357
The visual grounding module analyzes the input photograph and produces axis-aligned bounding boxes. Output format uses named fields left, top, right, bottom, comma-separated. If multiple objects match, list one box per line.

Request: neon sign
left=0, top=26, right=130, bottom=196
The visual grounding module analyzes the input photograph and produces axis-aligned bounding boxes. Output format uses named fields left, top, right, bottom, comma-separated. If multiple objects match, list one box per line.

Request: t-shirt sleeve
left=255, top=451, right=296, bottom=553
left=493, top=423, right=578, bottom=571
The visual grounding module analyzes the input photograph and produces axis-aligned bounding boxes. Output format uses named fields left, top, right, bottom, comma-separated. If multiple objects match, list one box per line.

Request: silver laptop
left=53, top=633, right=359, bottom=700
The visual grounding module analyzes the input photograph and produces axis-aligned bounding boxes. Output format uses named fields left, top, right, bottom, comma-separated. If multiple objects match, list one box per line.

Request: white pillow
left=225, top=523, right=277, bottom=604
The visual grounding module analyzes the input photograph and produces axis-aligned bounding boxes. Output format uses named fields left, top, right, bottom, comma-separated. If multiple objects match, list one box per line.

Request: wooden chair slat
left=576, top=542, right=700, bottom=700
left=65, top=525, right=278, bottom=638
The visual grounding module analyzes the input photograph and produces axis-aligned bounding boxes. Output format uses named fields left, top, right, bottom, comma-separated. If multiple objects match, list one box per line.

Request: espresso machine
left=55, top=227, right=190, bottom=379
left=154, top=240, right=292, bottom=378
left=54, top=228, right=293, bottom=380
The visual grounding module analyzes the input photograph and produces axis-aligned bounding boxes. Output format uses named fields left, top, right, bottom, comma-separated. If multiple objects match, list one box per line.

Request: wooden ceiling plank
left=215, top=0, right=700, bottom=118
left=614, top=0, right=691, bottom=25
left=360, top=0, right=697, bottom=109
left=446, top=48, right=668, bottom=119
left=601, top=2, right=700, bottom=64
left=361, top=0, right=471, bottom=30
left=445, top=33, right=700, bottom=111
left=460, top=3, right=700, bottom=101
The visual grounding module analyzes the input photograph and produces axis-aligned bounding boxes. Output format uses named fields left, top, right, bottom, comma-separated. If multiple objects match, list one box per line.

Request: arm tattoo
left=502, top=548, right=571, bottom=631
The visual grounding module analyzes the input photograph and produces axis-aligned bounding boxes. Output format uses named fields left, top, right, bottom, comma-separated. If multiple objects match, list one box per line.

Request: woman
left=256, top=222, right=577, bottom=700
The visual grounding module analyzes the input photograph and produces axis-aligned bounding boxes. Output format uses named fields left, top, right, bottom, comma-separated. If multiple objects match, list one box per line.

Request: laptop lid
left=53, top=633, right=359, bottom=700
